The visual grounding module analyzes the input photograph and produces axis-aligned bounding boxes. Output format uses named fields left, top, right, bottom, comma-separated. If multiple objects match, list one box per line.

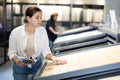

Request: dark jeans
left=49, top=40, right=54, bottom=54
left=13, top=58, right=42, bottom=80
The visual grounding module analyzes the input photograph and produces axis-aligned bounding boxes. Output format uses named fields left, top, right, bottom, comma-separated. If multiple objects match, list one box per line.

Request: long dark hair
left=24, top=6, right=42, bottom=23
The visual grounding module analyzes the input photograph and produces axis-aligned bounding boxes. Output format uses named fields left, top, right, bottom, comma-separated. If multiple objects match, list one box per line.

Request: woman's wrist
left=16, top=60, right=21, bottom=64
left=51, top=56, right=56, bottom=61
left=12, top=56, right=20, bottom=64
left=46, top=53, right=55, bottom=61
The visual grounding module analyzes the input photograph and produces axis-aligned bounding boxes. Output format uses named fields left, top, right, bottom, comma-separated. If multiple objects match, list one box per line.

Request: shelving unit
left=5, top=0, right=105, bottom=30
left=0, top=0, right=9, bottom=66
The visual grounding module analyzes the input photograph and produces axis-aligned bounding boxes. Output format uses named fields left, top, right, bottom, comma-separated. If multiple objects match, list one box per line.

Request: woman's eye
left=35, top=17, right=42, bottom=20
left=40, top=17, right=42, bottom=19
left=36, top=17, right=39, bottom=19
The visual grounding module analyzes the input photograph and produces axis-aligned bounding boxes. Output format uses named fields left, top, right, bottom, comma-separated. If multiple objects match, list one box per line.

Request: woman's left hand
left=52, top=57, right=67, bottom=65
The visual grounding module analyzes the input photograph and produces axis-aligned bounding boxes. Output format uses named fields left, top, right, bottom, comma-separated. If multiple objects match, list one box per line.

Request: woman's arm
left=12, top=56, right=20, bottom=64
left=8, top=28, right=28, bottom=67
left=42, top=28, right=67, bottom=65
left=49, top=27, right=61, bottom=34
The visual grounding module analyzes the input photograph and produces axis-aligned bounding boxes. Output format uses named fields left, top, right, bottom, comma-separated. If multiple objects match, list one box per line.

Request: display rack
left=6, top=1, right=105, bottom=29
left=0, top=0, right=9, bottom=66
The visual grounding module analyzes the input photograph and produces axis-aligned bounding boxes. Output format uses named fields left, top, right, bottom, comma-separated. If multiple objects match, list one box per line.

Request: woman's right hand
left=55, top=31, right=62, bottom=34
left=12, top=56, right=29, bottom=67
left=16, top=61, right=28, bottom=67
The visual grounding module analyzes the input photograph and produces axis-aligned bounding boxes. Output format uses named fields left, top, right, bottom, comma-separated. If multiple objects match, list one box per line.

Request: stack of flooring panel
left=34, top=44, right=120, bottom=80
left=53, top=30, right=107, bottom=53
left=58, top=26, right=96, bottom=37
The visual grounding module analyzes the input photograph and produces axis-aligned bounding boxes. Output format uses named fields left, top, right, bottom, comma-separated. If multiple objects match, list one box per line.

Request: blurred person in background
left=46, top=12, right=62, bottom=52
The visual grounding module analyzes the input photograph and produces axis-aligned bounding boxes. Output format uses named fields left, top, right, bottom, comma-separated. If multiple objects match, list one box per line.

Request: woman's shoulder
left=12, top=25, right=24, bottom=31
left=10, top=25, right=24, bottom=35
left=38, top=26, right=46, bottom=31
left=37, top=26, right=48, bottom=35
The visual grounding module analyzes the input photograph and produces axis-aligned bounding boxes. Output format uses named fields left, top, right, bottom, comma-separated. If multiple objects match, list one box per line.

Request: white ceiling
left=7, top=0, right=105, bottom=5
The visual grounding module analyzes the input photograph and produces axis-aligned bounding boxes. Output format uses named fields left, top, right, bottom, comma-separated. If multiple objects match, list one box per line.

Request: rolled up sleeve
left=42, top=29, right=52, bottom=58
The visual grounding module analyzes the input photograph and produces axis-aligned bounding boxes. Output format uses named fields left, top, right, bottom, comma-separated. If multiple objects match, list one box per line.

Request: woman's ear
left=26, top=16, right=31, bottom=22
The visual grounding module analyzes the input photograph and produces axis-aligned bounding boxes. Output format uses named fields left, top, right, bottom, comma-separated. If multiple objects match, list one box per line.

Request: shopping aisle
left=0, top=61, right=13, bottom=80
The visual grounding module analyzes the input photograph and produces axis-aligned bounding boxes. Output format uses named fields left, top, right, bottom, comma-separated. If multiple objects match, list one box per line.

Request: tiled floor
left=0, top=61, right=13, bottom=80
left=0, top=61, right=32, bottom=80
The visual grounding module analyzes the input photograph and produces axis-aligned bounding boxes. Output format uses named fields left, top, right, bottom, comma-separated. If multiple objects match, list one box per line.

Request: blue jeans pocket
left=13, top=63, right=29, bottom=74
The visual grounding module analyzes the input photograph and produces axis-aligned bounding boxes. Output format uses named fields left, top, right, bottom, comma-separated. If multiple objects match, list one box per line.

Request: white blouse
left=8, top=25, right=51, bottom=60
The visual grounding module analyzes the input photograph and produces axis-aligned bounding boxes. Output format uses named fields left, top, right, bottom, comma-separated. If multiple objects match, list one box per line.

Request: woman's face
left=27, top=11, right=42, bottom=28
left=54, top=15, right=58, bottom=21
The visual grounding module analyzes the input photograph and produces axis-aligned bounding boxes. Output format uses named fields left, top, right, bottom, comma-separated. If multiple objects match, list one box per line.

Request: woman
left=46, top=12, right=61, bottom=51
left=8, top=6, right=67, bottom=80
